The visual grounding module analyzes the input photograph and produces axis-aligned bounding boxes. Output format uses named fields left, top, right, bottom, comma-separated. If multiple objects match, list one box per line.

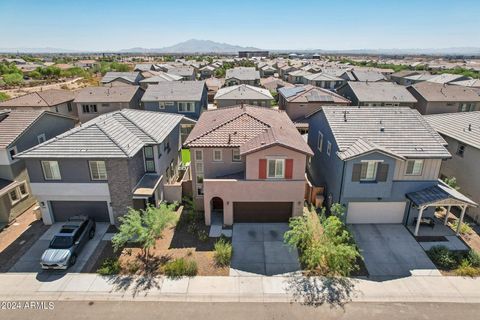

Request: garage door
left=346, top=202, right=406, bottom=224
left=233, top=202, right=292, bottom=223
left=50, top=201, right=110, bottom=222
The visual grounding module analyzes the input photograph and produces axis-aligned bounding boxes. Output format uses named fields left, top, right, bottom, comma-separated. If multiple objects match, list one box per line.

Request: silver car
left=40, top=216, right=96, bottom=270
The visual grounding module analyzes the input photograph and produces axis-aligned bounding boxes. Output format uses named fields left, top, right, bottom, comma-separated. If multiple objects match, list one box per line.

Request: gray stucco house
left=0, top=110, right=76, bottom=226
left=306, top=106, right=476, bottom=233
left=17, top=109, right=194, bottom=225
left=141, top=81, right=208, bottom=120
left=337, top=81, right=417, bottom=107
left=225, top=67, right=260, bottom=86
left=214, top=84, right=273, bottom=108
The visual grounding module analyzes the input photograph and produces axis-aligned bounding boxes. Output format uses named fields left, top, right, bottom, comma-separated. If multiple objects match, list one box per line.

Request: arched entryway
left=210, top=197, right=224, bottom=225
left=211, top=197, right=224, bottom=211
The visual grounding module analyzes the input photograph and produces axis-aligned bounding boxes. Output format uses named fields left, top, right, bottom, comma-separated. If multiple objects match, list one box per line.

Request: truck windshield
left=50, top=236, right=73, bottom=249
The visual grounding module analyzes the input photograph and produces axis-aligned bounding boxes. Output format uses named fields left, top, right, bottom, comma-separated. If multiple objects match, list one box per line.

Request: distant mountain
left=120, top=39, right=262, bottom=53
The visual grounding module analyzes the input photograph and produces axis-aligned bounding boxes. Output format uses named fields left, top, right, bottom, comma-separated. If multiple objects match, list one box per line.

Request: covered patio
left=406, top=180, right=478, bottom=238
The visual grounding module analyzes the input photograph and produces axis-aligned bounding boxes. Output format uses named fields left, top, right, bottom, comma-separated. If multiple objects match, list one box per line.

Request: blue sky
left=0, top=0, right=478, bottom=50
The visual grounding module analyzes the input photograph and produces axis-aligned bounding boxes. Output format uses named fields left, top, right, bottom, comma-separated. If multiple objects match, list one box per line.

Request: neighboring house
left=425, top=112, right=480, bottom=222
left=390, top=70, right=433, bottom=86
left=134, top=64, right=156, bottom=72
left=303, top=72, right=347, bottom=89
left=205, top=78, right=225, bottom=103
left=259, top=65, right=277, bottom=78
left=74, top=60, right=98, bottom=69
left=427, top=73, right=470, bottom=85
left=184, top=105, right=313, bottom=226
left=0, top=110, right=75, bottom=225
left=0, top=89, right=77, bottom=118
left=278, top=85, right=350, bottom=131
left=451, top=78, right=480, bottom=89
left=278, top=65, right=298, bottom=81
left=306, top=106, right=471, bottom=228
left=260, top=76, right=294, bottom=92
left=74, top=86, right=144, bottom=123
left=287, top=70, right=311, bottom=84
left=407, top=82, right=480, bottom=115
left=225, top=67, right=260, bottom=86
left=100, top=72, right=144, bottom=86
left=214, top=84, right=274, bottom=108
left=337, top=81, right=417, bottom=107
left=165, top=66, right=196, bottom=81
left=346, top=70, right=386, bottom=82
left=199, top=65, right=216, bottom=79
left=141, top=81, right=208, bottom=120
left=139, top=72, right=182, bottom=89
left=17, top=110, right=193, bottom=225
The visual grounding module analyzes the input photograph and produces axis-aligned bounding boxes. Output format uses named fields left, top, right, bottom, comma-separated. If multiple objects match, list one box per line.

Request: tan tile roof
left=0, top=89, right=75, bottom=108
left=0, top=110, right=47, bottom=148
left=409, top=82, right=480, bottom=102
left=279, top=85, right=350, bottom=104
left=184, top=105, right=313, bottom=156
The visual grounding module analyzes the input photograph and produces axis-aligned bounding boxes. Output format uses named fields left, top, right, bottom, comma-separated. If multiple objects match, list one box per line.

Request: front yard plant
left=97, top=257, right=121, bottom=275
left=427, top=245, right=480, bottom=277
left=284, top=205, right=360, bottom=276
left=163, top=258, right=198, bottom=277
left=214, top=238, right=233, bottom=267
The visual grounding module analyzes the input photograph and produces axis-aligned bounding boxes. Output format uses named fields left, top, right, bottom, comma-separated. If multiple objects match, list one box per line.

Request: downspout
left=338, top=161, right=346, bottom=204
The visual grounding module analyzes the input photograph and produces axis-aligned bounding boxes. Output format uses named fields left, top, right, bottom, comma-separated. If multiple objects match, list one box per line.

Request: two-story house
left=17, top=110, right=193, bottom=225
left=225, top=67, right=260, bottom=86
left=214, top=84, right=274, bottom=108
left=407, top=82, right=480, bottom=115
left=0, top=89, right=77, bottom=119
left=337, top=81, right=418, bottom=107
left=100, top=72, right=144, bottom=86
left=141, top=81, right=208, bottom=120
left=425, top=112, right=480, bottom=223
left=0, top=110, right=76, bottom=225
left=74, top=86, right=145, bottom=123
left=184, top=105, right=313, bottom=226
left=306, top=106, right=473, bottom=231
left=303, top=73, right=346, bottom=90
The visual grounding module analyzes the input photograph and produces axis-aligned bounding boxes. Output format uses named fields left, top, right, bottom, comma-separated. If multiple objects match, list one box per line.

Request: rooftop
left=345, top=81, right=418, bottom=103
left=0, top=89, right=75, bottom=108
left=214, top=84, right=273, bottom=100
left=226, top=67, right=260, bottom=81
left=141, top=81, right=206, bottom=101
left=74, top=86, right=142, bottom=103
left=408, top=82, right=480, bottom=102
left=279, top=85, right=350, bottom=104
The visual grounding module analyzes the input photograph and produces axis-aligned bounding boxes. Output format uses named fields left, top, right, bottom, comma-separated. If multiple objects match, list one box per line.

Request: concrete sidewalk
left=0, top=273, right=479, bottom=304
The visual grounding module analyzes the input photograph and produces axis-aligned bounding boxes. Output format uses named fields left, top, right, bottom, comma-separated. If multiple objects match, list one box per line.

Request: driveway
left=230, top=223, right=300, bottom=276
left=9, top=222, right=108, bottom=273
left=350, top=224, right=440, bottom=278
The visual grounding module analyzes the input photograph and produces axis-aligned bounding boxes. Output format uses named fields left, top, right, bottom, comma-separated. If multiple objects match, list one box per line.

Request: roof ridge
left=95, top=117, right=130, bottom=157
left=119, top=110, right=159, bottom=143
left=35, top=91, right=52, bottom=107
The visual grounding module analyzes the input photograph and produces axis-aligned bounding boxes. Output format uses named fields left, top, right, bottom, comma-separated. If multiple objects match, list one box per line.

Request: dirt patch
left=436, top=208, right=480, bottom=252
left=0, top=206, right=49, bottom=272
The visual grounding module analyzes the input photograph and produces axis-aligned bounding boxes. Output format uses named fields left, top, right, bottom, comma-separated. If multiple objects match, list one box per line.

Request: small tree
left=112, top=203, right=177, bottom=261
left=443, top=176, right=460, bottom=191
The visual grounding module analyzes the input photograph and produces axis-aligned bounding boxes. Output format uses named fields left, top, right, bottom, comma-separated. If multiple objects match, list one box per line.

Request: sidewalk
left=0, top=273, right=479, bottom=305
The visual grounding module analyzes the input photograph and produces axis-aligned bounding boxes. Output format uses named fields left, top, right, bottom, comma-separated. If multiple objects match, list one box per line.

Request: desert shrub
left=454, top=260, right=480, bottom=277
left=451, top=220, right=472, bottom=235
left=126, top=260, right=141, bottom=274
left=214, top=238, right=233, bottom=267
left=163, top=258, right=197, bottom=277
left=197, top=230, right=208, bottom=242
left=97, top=258, right=121, bottom=275
left=427, top=246, right=459, bottom=269
left=0, top=92, right=10, bottom=102
left=467, top=250, right=480, bottom=268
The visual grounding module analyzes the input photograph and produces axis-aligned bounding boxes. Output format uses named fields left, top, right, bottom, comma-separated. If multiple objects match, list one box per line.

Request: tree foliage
left=0, top=92, right=10, bottom=102
left=443, top=176, right=460, bottom=191
left=2, top=73, right=24, bottom=86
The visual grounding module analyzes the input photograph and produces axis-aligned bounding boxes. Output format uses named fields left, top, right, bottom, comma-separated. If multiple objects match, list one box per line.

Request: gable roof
left=214, top=84, right=273, bottom=100
left=424, top=111, right=480, bottom=149
left=351, top=70, right=386, bottom=82
left=16, top=109, right=186, bottom=159
left=184, top=105, right=312, bottom=156
left=226, top=67, right=260, bottom=81
left=0, top=110, right=73, bottom=149
left=74, top=86, right=142, bottom=103
left=304, top=72, right=344, bottom=82
left=408, top=82, right=480, bottom=102
left=427, top=73, right=467, bottom=84
left=318, top=106, right=450, bottom=160
left=0, top=89, right=75, bottom=108
left=345, top=81, right=418, bottom=103
left=100, top=72, right=142, bottom=84
left=141, top=81, right=206, bottom=102
left=451, top=78, right=480, bottom=88
left=279, top=85, right=350, bottom=104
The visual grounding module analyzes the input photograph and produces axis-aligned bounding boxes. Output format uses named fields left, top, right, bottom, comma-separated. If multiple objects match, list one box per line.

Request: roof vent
left=343, top=110, right=348, bottom=122
left=468, top=124, right=472, bottom=131
left=380, top=126, right=385, bottom=132
left=260, top=141, right=266, bottom=145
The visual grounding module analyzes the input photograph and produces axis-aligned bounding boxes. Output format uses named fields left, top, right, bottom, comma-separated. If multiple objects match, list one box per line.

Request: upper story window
left=195, top=150, right=203, bottom=162
left=459, top=103, right=475, bottom=112
left=178, top=102, right=195, bottom=113
left=8, top=146, right=17, bottom=161
left=317, top=131, right=324, bottom=152
left=82, top=104, right=97, bottom=113
left=267, top=159, right=285, bottom=179
left=360, top=161, right=378, bottom=181
left=213, top=149, right=223, bottom=162
left=89, top=161, right=108, bottom=180
left=41, top=161, right=61, bottom=180
left=456, top=144, right=466, bottom=157
left=67, top=102, right=73, bottom=112
left=405, top=159, right=424, bottom=176
left=163, top=137, right=171, bottom=154
left=326, top=141, right=332, bottom=156
left=37, top=134, right=46, bottom=144
left=232, top=149, right=241, bottom=162
left=144, top=146, right=155, bottom=172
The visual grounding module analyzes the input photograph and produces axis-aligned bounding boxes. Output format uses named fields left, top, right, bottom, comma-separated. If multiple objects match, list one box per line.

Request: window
left=163, top=137, right=171, bottom=153
left=267, top=159, right=285, bottom=179
left=360, top=161, right=378, bottom=181
left=165, top=102, right=174, bottom=107
left=195, top=162, right=204, bottom=174
left=41, top=161, right=61, bottom=180
left=101, top=103, right=109, bottom=107
left=9, top=189, right=19, bottom=204
left=144, top=146, right=155, bottom=172
left=159, top=102, right=165, bottom=110
left=8, top=147, right=17, bottom=161
left=405, top=159, right=424, bottom=176
left=213, top=149, right=222, bottom=162
left=326, top=141, right=332, bottom=156
left=456, top=144, right=466, bottom=157
left=195, top=150, right=203, bottom=161
left=89, top=161, right=108, bottom=180
left=82, top=104, right=97, bottom=113
left=178, top=102, right=195, bottom=113
left=232, top=149, right=241, bottom=162
left=67, top=102, right=72, bottom=112
left=317, top=132, right=324, bottom=152
left=19, top=183, right=28, bottom=196
left=37, top=134, right=46, bottom=144
left=459, top=103, right=475, bottom=112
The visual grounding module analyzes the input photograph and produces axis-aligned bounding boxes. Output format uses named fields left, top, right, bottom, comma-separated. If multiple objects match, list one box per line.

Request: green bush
left=3, top=73, right=24, bottom=86
left=214, top=238, right=233, bottom=267
left=454, top=260, right=480, bottom=277
left=451, top=220, right=472, bottom=235
left=163, top=258, right=197, bottom=277
left=467, top=250, right=480, bottom=268
left=197, top=230, right=208, bottom=242
left=427, top=246, right=459, bottom=269
left=0, top=92, right=10, bottom=102
left=97, top=258, right=121, bottom=275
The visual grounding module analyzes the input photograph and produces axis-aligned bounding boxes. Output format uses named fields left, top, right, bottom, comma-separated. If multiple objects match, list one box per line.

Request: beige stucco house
left=184, top=105, right=313, bottom=226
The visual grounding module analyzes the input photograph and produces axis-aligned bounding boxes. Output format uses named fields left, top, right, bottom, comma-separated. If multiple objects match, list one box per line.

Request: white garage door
left=346, top=202, right=406, bottom=224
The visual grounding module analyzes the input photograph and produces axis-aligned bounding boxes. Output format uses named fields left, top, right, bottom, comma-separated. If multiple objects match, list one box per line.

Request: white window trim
left=213, top=149, right=223, bottom=162
left=8, top=188, right=20, bottom=205
left=178, top=101, right=195, bottom=113
left=41, top=161, right=61, bottom=180
left=267, top=158, right=286, bottom=179
left=317, top=131, right=324, bottom=152
left=89, top=161, right=108, bottom=181
left=37, top=133, right=46, bottom=144
left=18, top=182, right=29, bottom=198
left=232, top=149, right=241, bottom=162
left=195, top=150, right=203, bottom=162
left=326, top=141, right=332, bottom=156
left=359, top=160, right=382, bottom=181
left=7, top=146, right=18, bottom=161
left=405, top=159, right=424, bottom=176
left=159, top=102, right=165, bottom=110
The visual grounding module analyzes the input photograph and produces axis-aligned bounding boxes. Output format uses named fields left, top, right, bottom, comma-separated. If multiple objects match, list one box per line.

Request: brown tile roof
left=74, top=86, right=142, bottom=103
left=408, top=82, right=480, bottom=102
left=0, top=110, right=48, bottom=148
left=0, top=89, right=75, bottom=108
left=184, top=105, right=313, bottom=156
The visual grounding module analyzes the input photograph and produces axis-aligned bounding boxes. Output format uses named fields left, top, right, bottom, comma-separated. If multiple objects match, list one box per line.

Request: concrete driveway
left=350, top=224, right=440, bottom=278
left=9, top=222, right=108, bottom=273
left=230, top=223, right=301, bottom=276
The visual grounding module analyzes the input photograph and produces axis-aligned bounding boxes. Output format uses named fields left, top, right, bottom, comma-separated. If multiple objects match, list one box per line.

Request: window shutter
left=259, top=159, right=267, bottom=179
left=285, top=159, right=293, bottom=179
left=377, top=163, right=389, bottom=182
left=352, top=163, right=362, bottom=181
